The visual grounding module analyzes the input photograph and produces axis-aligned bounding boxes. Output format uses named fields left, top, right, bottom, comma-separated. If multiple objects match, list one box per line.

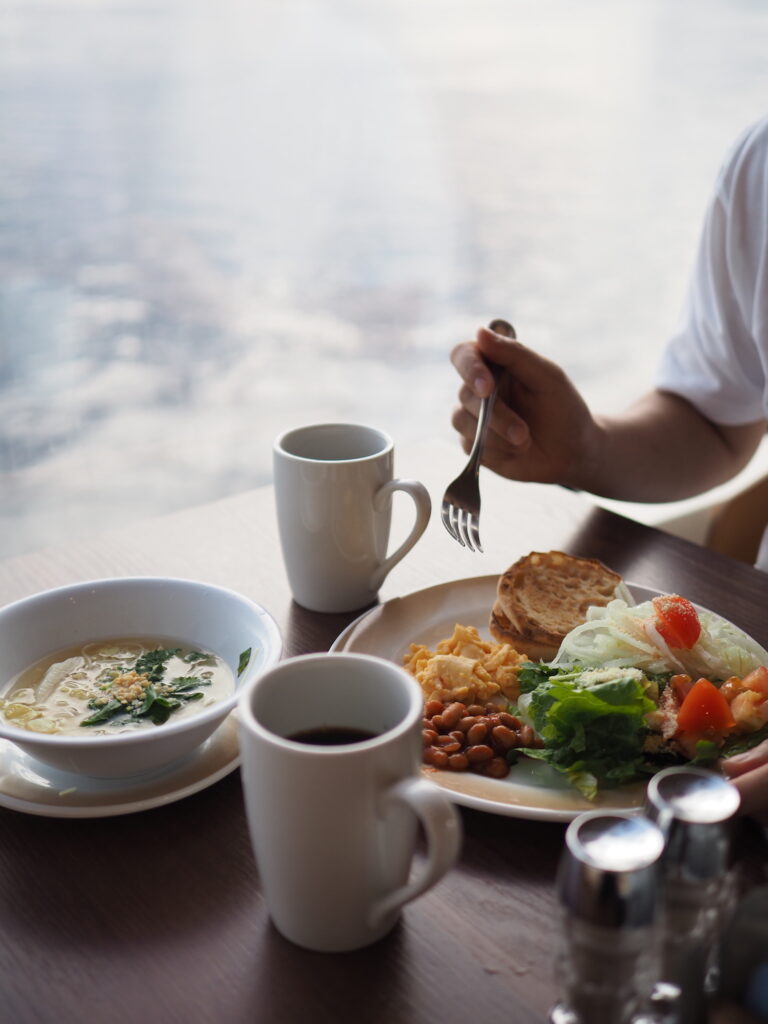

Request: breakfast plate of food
left=332, top=551, right=768, bottom=821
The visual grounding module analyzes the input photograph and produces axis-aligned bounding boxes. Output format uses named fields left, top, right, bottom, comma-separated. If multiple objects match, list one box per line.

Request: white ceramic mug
left=237, top=652, right=462, bottom=953
left=273, top=423, right=431, bottom=613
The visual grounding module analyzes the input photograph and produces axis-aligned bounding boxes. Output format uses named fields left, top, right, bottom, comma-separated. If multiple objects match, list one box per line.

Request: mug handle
left=369, top=480, right=431, bottom=592
left=367, top=776, right=462, bottom=928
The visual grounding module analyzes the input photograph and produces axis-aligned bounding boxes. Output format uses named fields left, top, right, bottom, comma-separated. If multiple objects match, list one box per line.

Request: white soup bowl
left=0, top=577, right=282, bottom=779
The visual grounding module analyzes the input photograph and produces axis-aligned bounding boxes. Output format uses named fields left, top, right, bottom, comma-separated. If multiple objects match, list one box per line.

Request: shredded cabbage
left=550, top=598, right=768, bottom=679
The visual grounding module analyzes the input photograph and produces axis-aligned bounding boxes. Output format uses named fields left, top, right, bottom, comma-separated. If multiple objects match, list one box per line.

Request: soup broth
left=0, top=638, right=235, bottom=736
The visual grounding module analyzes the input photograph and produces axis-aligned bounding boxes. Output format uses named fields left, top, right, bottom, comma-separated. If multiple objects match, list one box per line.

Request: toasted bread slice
left=489, top=601, right=564, bottom=661
left=490, top=550, right=622, bottom=661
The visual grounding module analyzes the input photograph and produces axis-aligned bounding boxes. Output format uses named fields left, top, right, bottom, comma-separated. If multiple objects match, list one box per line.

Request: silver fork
left=441, top=318, right=516, bottom=551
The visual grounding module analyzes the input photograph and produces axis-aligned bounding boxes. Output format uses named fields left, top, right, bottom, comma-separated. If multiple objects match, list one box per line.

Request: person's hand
left=450, top=326, right=601, bottom=487
left=721, top=738, right=768, bottom=822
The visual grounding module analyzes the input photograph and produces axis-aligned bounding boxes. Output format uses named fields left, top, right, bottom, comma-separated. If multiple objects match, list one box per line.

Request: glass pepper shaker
left=645, top=765, right=742, bottom=1024
left=550, top=810, right=666, bottom=1024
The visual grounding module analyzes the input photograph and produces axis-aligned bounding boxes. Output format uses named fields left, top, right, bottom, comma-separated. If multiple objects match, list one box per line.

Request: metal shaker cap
left=557, top=811, right=665, bottom=928
left=645, top=766, right=741, bottom=881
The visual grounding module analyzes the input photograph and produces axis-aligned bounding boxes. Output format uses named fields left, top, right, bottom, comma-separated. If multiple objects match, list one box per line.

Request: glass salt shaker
left=550, top=810, right=666, bottom=1024
left=645, top=766, right=742, bottom=1024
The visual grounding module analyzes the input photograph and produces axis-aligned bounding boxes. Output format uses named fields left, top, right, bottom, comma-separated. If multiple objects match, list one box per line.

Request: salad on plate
left=515, top=594, right=768, bottom=798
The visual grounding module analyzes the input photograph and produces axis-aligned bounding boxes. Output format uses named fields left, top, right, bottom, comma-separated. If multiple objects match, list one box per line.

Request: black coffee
left=288, top=725, right=377, bottom=746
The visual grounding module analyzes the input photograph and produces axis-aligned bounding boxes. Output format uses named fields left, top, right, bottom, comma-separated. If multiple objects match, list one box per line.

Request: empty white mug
left=273, top=423, right=431, bottom=613
left=238, top=652, right=462, bottom=952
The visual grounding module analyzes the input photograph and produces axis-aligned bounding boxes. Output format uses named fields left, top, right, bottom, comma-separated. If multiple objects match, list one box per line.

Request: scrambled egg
left=403, top=624, right=525, bottom=705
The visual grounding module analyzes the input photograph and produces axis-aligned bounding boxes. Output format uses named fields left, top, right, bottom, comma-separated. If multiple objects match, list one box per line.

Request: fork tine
left=449, top=505, right=467, bottom=547
left=457, top=510, right=475, bottom=551
left=440, top=501, right=459, bottom=541
left=467, top=512, right=483, bottom=553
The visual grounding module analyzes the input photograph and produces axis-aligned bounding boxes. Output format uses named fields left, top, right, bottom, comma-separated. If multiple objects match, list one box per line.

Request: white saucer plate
left=0, top=714, right=240, bottom=819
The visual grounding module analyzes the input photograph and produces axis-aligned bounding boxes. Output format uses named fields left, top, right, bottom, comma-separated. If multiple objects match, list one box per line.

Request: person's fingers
left=453, top=324, right=570, bottom=402
left=721, top=738, right=768, bottom=778
left=456, top=384, right=530, bottom=445
left=722, top=739, right=768, bottom=822
left=475, top=326, right=564, bottom=392
left=730, top=759, right=768, bottom=821
left=451, top=324, right=551, bottom=397
left=451, top=405, right=515, bottom=453
left=450, top=406, right=533, bottom=478
left=450, top=339, right=495, bottom=398
left=455, top=384, right=481, bottom=417
left=450, top=404, right=477, bottom=446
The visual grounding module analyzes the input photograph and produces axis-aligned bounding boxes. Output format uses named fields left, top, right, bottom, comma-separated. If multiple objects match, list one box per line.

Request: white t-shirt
left=656, top=116, right=768, bottom=568
left=657, top=116, right=768, bottom=425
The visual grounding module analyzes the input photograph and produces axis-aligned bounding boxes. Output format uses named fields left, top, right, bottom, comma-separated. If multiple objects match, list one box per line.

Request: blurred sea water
left=1, top=0, right=767, bottom=558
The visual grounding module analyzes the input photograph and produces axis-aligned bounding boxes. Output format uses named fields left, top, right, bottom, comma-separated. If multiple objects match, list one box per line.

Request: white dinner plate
left=332, top=575, right=662, bottom=822
left=0, top=713, right=240, bottom=819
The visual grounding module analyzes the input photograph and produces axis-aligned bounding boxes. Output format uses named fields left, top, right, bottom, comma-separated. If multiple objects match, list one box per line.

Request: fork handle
left=465, top=374, right=499, bottom=476
left=465, top=318, right=516, bottom=476
left=488, top=318, right=516, bottom=339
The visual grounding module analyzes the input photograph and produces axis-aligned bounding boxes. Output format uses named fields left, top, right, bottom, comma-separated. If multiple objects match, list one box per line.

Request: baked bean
left=436, top=734, right=459, bottom=748
left=466, top=744, right=494, bottom=763
left=498, top=712, right=521, bottom=729
left=466, top=721, right=488, bottom=745
left=449, top=730, right=464, bottom=744
left=422, top=729, right=438, bottom=746
left=441, top=702, right=465, bottom=728
left=482, top=756, right=510, bottom=779
left=491, top=725, right=518, bottom=751
left=519, top=724, right=537, bottom=747
left=466, top=704, right=486, bottom=717
left=457, top=715, right=478, bottom=733
left=447, top=752, right=470, bottom=771
left=423, top=746, right=449, bottom=768
left=425, top=700, right=444, bottom=718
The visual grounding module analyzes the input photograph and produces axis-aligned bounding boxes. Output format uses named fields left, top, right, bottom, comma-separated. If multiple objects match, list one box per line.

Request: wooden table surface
left=1, top=438, right=766, bottom=1024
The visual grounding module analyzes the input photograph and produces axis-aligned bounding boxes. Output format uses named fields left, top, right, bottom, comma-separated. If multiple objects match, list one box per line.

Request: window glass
left=1, top=0, right=765, bottom=557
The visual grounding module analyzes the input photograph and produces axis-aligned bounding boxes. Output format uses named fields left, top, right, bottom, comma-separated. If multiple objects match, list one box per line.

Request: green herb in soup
left=238, top=648, right=252, bottom=677
left=0, top=639, right=235, bottom=736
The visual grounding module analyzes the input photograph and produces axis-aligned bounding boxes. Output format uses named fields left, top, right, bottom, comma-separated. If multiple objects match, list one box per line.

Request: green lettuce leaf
left=523, top=673, right=656, bottom=796
left=517, top=662, right=557, bottom=693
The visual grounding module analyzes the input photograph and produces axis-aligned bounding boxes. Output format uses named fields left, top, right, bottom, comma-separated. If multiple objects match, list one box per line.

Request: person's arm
left=589, top=391, right=765, bottom=501
left=451, top=326, right=766, bottom=502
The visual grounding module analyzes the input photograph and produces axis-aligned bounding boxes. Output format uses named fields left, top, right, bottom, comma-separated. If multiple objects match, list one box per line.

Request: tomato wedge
left=676, top=677, right=735, bottom=740
left=652, top=595, right=701, bottom=650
